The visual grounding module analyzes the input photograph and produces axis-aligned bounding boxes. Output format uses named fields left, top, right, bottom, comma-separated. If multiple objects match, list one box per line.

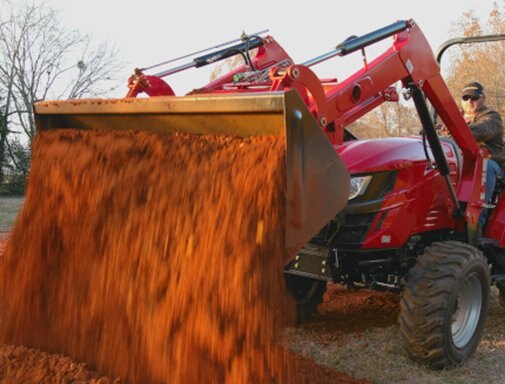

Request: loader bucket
left=34, top=89, right=350, bottom=254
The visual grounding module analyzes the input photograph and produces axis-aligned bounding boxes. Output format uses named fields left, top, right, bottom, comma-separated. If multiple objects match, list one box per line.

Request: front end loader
left=34, top=50, right=352, bottom=257
left=30, top=20, right=504, bottom=370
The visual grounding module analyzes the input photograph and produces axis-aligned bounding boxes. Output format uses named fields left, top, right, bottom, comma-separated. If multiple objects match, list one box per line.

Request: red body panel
left=336, top=137, right=461, bottom=248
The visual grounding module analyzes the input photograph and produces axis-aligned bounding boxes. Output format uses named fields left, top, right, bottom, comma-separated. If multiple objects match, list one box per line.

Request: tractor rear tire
left=399, top=241, right=490, bottom=369
left=284, top=274, right=327, bottom=323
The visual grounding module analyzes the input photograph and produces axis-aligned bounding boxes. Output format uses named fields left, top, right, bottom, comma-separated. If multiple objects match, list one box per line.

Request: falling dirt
left=0, top=129, right=373, bottom=383
left=0, top=238, right=374, bottom=384
left=0, top=127, right=397, bottom=384
left=0, top=129, right=291, bottom=383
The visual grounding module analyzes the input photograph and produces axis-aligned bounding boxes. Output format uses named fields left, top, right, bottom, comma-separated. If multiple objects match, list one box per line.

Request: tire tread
left=399, top=241, right=490, bottom=368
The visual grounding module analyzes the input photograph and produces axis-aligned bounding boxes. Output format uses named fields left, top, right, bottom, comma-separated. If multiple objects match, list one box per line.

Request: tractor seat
left=439, top=136, right=463, bottom=182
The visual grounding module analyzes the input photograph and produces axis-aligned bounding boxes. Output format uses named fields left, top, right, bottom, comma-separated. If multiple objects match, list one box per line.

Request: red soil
left=316, top=284, right=400, bottom=332
left=0, top=129, right=381, bottom=384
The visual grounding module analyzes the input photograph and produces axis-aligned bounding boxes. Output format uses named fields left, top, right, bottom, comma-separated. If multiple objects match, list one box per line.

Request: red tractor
left=34, top=19, right=504, bottom=368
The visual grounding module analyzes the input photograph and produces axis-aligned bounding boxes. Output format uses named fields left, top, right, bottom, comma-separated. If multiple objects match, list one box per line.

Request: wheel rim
left=451, top=273, right=483, bottom=349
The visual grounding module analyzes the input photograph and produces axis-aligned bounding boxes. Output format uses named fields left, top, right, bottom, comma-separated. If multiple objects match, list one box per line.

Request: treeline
left=349, top=2, right=505, bottom=139
left=0, top=0, right=122, bottom=195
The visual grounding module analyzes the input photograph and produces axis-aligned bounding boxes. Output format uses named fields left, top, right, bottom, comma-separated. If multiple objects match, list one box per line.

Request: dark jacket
left=467, top=106, right=505, bottom=169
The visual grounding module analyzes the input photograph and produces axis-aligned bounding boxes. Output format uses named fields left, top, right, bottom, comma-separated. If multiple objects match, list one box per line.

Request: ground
left=1, top=197, right=505, bottom=383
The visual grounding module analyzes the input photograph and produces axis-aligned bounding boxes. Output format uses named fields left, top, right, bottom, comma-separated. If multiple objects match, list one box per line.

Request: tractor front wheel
left=284, top=274, right=327, bottom=322
left=399, top=241, right=490, bottom=369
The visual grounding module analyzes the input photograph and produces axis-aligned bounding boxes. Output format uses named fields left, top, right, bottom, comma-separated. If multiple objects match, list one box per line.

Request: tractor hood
left=336, top=137, right=428, bottom=175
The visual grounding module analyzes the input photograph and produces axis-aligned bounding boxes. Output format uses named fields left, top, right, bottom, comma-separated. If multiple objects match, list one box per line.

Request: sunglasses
left=462, top=95, right=481, bottom=102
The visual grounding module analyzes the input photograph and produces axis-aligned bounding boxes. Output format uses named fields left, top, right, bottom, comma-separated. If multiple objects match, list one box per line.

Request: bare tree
left=353, top=3, right=505, bottom=140
left=349, top=87, right=419, bottom=139
left=0, top=109, right=6, bottom=186
left=0, top=0, right=123, bottom=188
left=0, top=0, right=123, bottom=139
left=444, top=3, right=505, bottom=116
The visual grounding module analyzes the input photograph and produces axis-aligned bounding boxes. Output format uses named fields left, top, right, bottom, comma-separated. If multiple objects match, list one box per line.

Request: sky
left=48, top=0, right=496, bottom=97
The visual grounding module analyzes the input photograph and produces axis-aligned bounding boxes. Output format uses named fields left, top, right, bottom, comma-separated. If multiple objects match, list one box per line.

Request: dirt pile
left=0, top=128, right=302, bottom=383
left=0, top=129, right=374, bottom=383
left=315, top=284, right=400, bottom=332
left=0, top=240, right=372, bottom=383
left=289, top=351, right=371, bottom=384
left=0, top=344, right=119, bottom=384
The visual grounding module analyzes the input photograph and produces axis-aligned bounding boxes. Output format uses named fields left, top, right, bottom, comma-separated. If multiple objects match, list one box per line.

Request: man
left=460, top=82, right=505, bottom=228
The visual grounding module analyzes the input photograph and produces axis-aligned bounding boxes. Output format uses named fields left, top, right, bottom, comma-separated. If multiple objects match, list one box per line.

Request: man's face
left=462, top=94, right=485, bottom=115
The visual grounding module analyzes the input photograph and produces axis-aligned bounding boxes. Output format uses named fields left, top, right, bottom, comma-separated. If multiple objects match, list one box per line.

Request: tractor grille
left=311, top=219, right=341, bottom=246
left=333, top=213, right=376, bottom=247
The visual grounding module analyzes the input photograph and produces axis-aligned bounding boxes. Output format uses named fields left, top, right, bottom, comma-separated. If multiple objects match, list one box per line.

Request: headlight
left=349, top=175, right=372, bottom=200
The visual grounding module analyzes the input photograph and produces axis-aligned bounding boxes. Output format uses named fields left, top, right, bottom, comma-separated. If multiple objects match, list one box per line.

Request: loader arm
left=267, top=20, right=484, bottom=228
left=127, top=35, right=294, bottom=97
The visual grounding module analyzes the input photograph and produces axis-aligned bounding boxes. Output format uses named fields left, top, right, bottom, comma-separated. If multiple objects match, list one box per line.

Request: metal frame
left=431, top=33, right=505, bottom=124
